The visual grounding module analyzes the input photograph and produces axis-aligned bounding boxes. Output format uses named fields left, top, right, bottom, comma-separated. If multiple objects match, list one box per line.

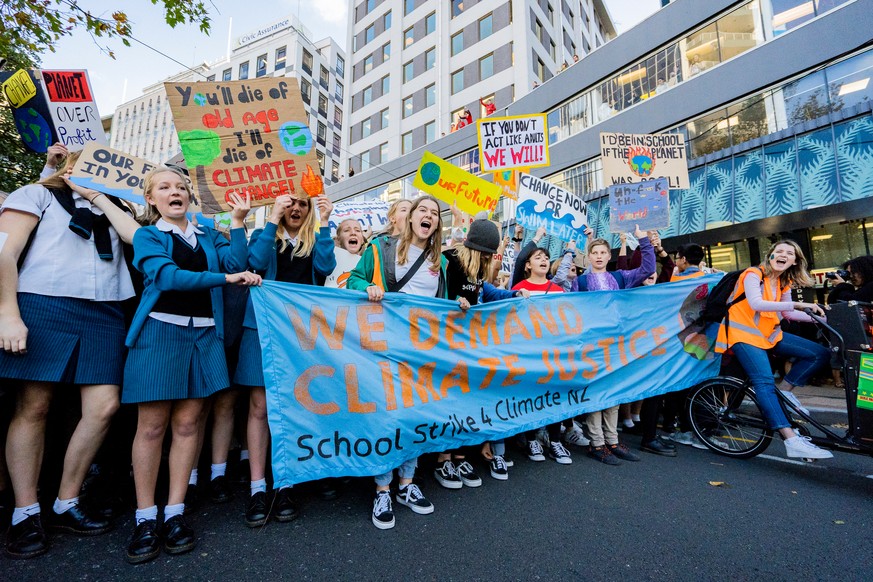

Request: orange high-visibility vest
left=670, top=270, right=706, bottom=282
left=715, top=267, right=788, bottom=353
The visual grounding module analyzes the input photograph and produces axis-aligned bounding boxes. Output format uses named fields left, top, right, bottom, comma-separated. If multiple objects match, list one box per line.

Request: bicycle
left=687, top=304, right=873, bottom=460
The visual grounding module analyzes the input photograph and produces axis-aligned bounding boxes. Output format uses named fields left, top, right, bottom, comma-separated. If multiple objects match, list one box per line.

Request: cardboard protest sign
left=69, top=143, right=156, bottom=204
left=328, top=199, right=389, bottom=235
left=477, top=114, right=549, bottom=172
left=412, top=151, right=501, bottom=217
left=600, top=132, right=689, bottom=189
left=39, top=70, right=107, bottom=151
left=492, top=167, right=527, bottom=200
left=609, top=178, right=670, bottom=233
left=165, top=77, right=323, bottom=214
left=0, top=69, right=58, bottom=153
left=515, top=173, right=588, bottom=247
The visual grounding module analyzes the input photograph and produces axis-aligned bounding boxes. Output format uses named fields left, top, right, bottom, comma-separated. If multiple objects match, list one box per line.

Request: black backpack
left=702, top=267, right=762, bottom=329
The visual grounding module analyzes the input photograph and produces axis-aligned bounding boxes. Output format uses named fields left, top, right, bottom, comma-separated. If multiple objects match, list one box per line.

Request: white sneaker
left=784, top=436, right=833, bottom=459
left=563, top=423, right=590, bottom=448
left=527, top=439, right=545, bottom=462
left=780, top=390, right=810, bottom=415
left=666, top=431, right=695, bottom=446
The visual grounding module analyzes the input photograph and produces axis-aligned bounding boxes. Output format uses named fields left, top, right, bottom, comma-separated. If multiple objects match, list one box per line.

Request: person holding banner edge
left=347, top=195, right=448, bottom=529
left=122, top=168, right=260, bottom=564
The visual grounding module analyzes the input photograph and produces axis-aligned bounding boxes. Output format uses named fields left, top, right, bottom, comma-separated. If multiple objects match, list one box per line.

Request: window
left=239, top=61, right=249, bottom=80
left=402, top=95, right=414, bottom=118
left=550, top=41, right=556, bottom=63
left=336, top=56, right=345, bottom=77
left=383, top=11, right=392, bottom=29
left=335, top=81, right=344, bottom=103
left=333, top=132, right=341, bottom=153
left=275, top=46, right=287, bottom=70
left=382, top=42, right=391, bottom=61
left=451, top=0, right=464, bottom=17
left=367, top=0, right=376, bottom=13
left=402, top=131, right=413, bottom=154
left=425, top=121, right=435, bottom=144
left=365, top=24, right=375, bottom=44
left=301, top=79, right=312, bottom=102
left=206, top=74, right=215, bottom=82
left=403, top=61, right=414, bottom=83
left=381, top=75, right=390, bottom=94
left=363, top=86, right=373, bottom=105
left=534, top=19, right=543, bottom=43
left=535, top=58, right=545, bottom=81
left=379, top=142, right=388, bottom=163
left=334, top=107, right=343, bottom=127
left=362, top=118, right=371, bottom=138
left=318, top=93, right=328, bottom=114
left=451, top=69, right=464, bottom=94
left=425, top=12, right=436, bottom=35
left=222, top=68, right=231, bottom=81
left=364, top=55, right=374, bottom=74
left=361, top=151, right=370, bottom=171
left=404, top=0, right=415, bottom=16
left=451, top=31, right=463, bottom=56
left=380, top=108, right=389, bottom=129
left=332, top=161, right=339, bottom=181
left=404, top=26, right=414, bottom=47
left=425, top=83, right=435, bottom=107
left=479, top=14, right=493, bottom=40
left=479, top=53, right=494, bottom=80
left=317, top=121, right=327, bottom=141
left=256, top=54, right=267, bottom=77
left=303, top=49, right=313, bottom=73
left=320, top=66, right=330, bottom=88
left=547, top=3, right=554, bottom=25
left=425, top=48, right=435, bottom=71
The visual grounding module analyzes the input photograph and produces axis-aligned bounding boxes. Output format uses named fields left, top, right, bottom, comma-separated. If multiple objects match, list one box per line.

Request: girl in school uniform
left=0, top=151, right=140, bottom=560
left=325, top=218, right=365, bottom=289
left=347, top=195, right=447, bottom=530
left=123, top=168, right=260, bottom=564
left=233, top=192, right=335, bottom=528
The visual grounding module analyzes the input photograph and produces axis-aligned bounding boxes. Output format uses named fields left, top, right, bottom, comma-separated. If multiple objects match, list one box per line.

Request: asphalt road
left=4, top=426, right=873, bottom=581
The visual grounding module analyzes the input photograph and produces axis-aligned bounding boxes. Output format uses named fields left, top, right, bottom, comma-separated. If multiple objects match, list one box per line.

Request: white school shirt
left=148, top=219, right=216, bottom=327
left=2, top=184, right=135, bottom=301
left=325, top=247, right=361, bottom=289
left=395, top=245, right=439, bottom=297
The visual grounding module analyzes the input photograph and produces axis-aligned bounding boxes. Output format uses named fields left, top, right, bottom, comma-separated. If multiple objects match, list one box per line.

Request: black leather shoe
left=5, top=514, right=48, bottom=559
left=126, top=519, right=160, bottom=564
left=163, top=515, right=196, bottom=555
left=209, top=476, right=233, bottom=504
left=273, top=488, right=299, bottom=523
left=244, top=491, right=268, bottom=528
left=51, top=504, right=113, bottom=536
left=316, top=478, right=338, bottom=501
left=641, top=438, right=678, bottom=457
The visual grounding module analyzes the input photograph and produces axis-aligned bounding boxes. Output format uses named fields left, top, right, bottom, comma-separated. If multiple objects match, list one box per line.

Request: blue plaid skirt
left=232, top=327, right=264, bottom=388
left=122, top=317, right=229, bottom=403
left=0, top=293, right=126, bottom=385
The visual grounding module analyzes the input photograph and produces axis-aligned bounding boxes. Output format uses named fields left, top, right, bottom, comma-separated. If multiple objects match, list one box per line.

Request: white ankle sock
left=11, top=503, right=41, bottom=526
left=622, top=419, right=635, bottom=428
left=164, top=503, right=185, bottom=520
left=188, top=468, right=198, bottom=486
left=631, top=414, right=641, bottom=422
left=135, top=505, right=158, bottom=525
left=251, top=479, right=267, bottom=495
left=239, top=449, right=250, bottom=461
left=211, top=463, right=227, bottom=481
left=53, top=496, right=79, bottom=515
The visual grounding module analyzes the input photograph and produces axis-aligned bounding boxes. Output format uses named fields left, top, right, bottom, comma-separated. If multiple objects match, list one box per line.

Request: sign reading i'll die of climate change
left=600, top=132, right=689, bottom=189
left=0, top=69, right=57, bottom=154
left=39, top=70, right=107, bottom=151
left=328, top=199, right=390, bottom=235
left=477, top=114, right=549, bottom=172
left=69, top=143, right=156, bottom=204
left=515, top=173, right=588, bottom=247
left=609, top=177, right=670, bottom=233
left=165, top=77, right=324, bottom=214
left=251, top=276, right=721, bottom=486
left=413, top=151, right=502, bottom=217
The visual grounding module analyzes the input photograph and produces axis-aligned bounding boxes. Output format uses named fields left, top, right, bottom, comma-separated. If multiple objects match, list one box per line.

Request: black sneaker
left=244, top=491, right=268, bottom=528
left=5, top=514, right=48, bottom=560
left=163, top=515, right=195, bottom=555
left=587, top=445, right=621, bottom=465
left=609, top=443, right=641, bottom=462
left=273, top=487, right=299, bottom=522
left=548, top=441, right=573, bottom=465
left=489, top=456, right=509, bottom=481
left=126, top=519, right=160, bottom=564
left=433, top=460, right=462, bottom=489
left=371, top=491, right=394, bottom=530
left=396, top=484, right=434, bottom=515
left=454, top=461, right=482, bottom=487
left=209, top=476, right=233, bottom=504
left=641, top=438, right=678, bottom=457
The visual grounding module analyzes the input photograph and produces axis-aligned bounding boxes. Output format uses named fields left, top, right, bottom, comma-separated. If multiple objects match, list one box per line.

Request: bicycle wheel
left=687, top=376, right=774, bottom=459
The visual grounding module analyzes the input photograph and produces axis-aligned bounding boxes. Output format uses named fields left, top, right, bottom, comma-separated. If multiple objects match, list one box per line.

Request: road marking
left=758, top=454, right=823, bottom=467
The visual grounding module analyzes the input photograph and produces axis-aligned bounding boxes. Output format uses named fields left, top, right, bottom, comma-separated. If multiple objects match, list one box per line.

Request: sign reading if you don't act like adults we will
left=477, top=114, right=549, bottom=173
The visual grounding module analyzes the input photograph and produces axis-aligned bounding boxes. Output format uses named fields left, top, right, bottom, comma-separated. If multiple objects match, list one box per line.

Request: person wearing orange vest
left=669, top=243, right=707, bottom=282
left=715, top=240, right=832, bottom=459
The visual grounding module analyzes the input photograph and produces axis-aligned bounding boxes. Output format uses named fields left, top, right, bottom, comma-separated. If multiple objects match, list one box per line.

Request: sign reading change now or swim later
left=413, top=151, right=501, bottom=217
left=165, top=77, right=324, bottom=214
left=600, top=132, right=690, bottom=189
left=477, top=114, right=549, bottom=173
left=609, top=177, right=670, bottom=233
left=69, top=143, right=156, bottom=204
left=516, top=173, right=588, bottom=247
left=251, top=276, right=721, bottom=486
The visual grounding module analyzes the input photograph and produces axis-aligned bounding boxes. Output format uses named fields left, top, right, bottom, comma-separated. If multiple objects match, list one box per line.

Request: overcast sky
left=40, top=0, right=660, bottom=115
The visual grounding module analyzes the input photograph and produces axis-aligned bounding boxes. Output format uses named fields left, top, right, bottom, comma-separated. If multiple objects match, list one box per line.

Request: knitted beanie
left=464, top=219, right=500, bottom=253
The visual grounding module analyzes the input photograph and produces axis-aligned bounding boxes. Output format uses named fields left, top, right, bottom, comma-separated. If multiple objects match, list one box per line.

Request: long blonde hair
left=452, top=243, right=488, bottom=282
left=276, top=196, right=318, bottom=258
left=384, top=198, right=411, bottom=237
left=396, top=195, right=442, bottom=273
left=761, top=239, right=813, bottom=289
left=141, top=167, right=194, bottom=225
left=38, top=151, right=82, bottom=190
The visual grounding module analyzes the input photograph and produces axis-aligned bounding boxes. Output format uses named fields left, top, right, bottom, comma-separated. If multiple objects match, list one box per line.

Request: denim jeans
left=374, top=457, right=417, bottom=487
left=731, top=332, right=830, bottom=430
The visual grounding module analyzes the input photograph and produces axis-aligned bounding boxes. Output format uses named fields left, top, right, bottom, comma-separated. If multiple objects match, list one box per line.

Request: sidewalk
left=794, top=383, right=848, bottom=414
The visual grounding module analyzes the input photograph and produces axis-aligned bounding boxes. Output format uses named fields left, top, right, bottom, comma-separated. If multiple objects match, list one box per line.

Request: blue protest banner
left=608, top=177, right=670, bottom=233
left=251, top=276, right=721, bottom=487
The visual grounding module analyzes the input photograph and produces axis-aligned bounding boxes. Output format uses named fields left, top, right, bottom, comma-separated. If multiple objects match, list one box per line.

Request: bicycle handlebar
left=802, top=307, right=846, bottom=354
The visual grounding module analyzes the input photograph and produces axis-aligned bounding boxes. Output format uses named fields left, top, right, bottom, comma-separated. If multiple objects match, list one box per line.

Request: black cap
left=464, top=219, right=500, bottom=254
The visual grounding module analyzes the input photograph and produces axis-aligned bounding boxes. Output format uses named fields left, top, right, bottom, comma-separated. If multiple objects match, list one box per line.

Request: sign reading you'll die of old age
left=165, top=77, right=324, bottom=214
